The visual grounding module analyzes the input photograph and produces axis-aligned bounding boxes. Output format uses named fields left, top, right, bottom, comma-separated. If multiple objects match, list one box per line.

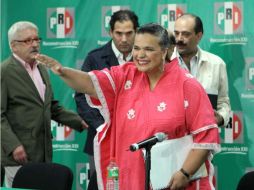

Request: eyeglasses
left=14, top=37, right=42, bottom=45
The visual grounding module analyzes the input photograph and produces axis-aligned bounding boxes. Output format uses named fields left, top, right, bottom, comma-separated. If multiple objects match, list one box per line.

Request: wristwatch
left=180, top=168, right=191, bottom=179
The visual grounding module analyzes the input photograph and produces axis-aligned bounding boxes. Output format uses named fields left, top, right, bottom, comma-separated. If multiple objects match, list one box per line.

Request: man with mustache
left=1, top=21, right=87, bottom=187
left=74, top=10, right=139, bottom=189
left=171, top=13, right=231, bottom=127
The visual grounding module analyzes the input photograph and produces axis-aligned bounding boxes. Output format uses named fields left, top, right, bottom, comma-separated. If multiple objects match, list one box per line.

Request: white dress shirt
left=13, top=53, right=45, bottom=101
left=171, top=47, right=231, bottom=126
left=111, top=41, right=132, bottom=65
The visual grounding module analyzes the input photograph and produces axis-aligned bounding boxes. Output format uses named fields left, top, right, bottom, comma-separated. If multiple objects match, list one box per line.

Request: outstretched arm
left=35, top=54, right=98, bottom=98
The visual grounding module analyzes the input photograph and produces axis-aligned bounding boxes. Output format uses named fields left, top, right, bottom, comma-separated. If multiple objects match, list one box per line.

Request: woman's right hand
left=35, top=54, right=64, bottom=75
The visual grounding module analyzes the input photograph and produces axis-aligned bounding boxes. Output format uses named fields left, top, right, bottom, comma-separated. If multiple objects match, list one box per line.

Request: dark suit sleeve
left=74, top=55, right=105, bottom=129
left=36, top=65, right=83, bottom=132
left=50, top=100, right=83, bottom=132
left=49, top=88, right=83, bottom=132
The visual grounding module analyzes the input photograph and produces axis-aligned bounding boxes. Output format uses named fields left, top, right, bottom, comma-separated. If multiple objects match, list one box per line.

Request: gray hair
left=8, top=21, right=38, bottom=48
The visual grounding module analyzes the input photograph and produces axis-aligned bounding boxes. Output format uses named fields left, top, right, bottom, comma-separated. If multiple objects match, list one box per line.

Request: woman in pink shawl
left=36, top=23, right=220, bottom=190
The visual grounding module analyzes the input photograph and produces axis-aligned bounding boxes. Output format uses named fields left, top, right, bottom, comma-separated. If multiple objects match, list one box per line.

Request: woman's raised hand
left=35, top=54, right=64, bottom=75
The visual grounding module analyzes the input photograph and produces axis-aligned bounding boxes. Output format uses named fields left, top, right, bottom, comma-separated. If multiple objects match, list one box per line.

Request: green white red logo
left=245, top=58, right=254, bottom=90
left=101, top=6, right=130, bottom=37
left=47, top=7, right=75, bottom=38
left=51, top=120, right=74, bottom=141
left=157, top=4, right=186, bottom=30
left=76, top=163, right=89, bottom=190
left=220, top=111, right=243, bottom=143
left=214, top=2, right=243, bottom=35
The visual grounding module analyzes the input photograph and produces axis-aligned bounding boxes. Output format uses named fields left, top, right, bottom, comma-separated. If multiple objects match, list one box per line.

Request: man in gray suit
left=1, top=21, right=87, bottom=187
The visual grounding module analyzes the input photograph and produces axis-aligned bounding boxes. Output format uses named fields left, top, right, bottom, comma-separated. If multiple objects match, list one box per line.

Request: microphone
left=129, top=132, right=167, bottom=151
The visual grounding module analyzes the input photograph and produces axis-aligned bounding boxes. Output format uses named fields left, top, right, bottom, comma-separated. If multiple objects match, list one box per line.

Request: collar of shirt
left=13, top=53, right=45, bottom=101
left=111, top=41, right=132, bottom=65
left=172, top=47, right=201, bottom=78
left=13, top=53, right=39, bottom=70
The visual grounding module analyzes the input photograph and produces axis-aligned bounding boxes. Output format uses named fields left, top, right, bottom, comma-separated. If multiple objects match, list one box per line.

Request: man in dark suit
left=1, top=21, right=87, bottom=187
left=74, top=10, right=139, bottom=189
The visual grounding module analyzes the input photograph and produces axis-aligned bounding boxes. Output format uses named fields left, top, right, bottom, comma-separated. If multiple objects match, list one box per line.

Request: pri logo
left=157, top=4, right=186, bottom=30
left=220, top=111, right=244, bottom=143
left=47, top=7, right=75, bottom=38
left=76, top=163, right=89, bottom=190
left=245, top=58, right=254, bottom=90
left=101, top=5, right=130, bottom=37
left=51, top=120, right=74, bottom=141
left=214, top=2, right=243, bottom=35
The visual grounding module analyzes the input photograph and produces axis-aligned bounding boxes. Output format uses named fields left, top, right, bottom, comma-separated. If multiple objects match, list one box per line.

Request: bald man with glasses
left=1, top=21, right=87, bottom=187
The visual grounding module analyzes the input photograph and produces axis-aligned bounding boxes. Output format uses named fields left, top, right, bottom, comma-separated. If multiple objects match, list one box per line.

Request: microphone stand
left=144, top=145, right=152, bottom=190
left=130, top=133, right=167, bottom=190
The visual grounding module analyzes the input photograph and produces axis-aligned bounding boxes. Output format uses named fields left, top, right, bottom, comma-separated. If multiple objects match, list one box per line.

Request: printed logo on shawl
left=185, top=73, right=194, bottom=78
left=127, top=109, right=135, bottom=119
left=184, top=100, right=189, bottom=108
left=124, top=80, right=132, bottom=90
left=157, top=102, right=167, bottom=112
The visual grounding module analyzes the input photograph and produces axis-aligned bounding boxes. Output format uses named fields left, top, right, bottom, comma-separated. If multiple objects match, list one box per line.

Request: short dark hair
left=168, top=32, right=176, bottom=45
left=178, top=13, right=204, bottom=34
left=136, top=23, right=170, bottom=50
left=109, top=10, right=139, bottom=31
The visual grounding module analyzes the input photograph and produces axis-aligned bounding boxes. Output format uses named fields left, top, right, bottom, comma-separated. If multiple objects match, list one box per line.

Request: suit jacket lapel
left=11, top=57, right=44, bottom=104
left=102, top=41, right=119, bottom=67
left=37, top=64, right=51, bottom=103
